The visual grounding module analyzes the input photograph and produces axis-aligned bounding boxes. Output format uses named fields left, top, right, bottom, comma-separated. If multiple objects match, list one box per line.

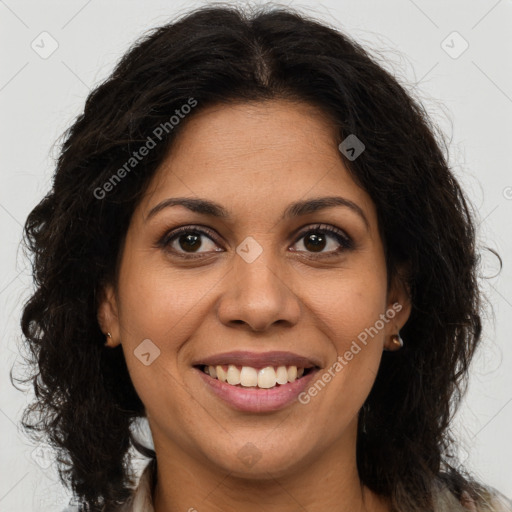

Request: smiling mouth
left=198, top=364, right=313, bottom=389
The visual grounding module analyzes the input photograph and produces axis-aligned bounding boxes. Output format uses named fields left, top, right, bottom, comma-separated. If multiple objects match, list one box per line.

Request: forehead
left=138, top=100, right=376, bottom=226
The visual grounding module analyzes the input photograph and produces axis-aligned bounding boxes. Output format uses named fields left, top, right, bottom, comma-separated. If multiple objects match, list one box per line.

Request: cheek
left=312, top=263, right=388, bottom=340
left=115, top=259, right=224, bottom=404
left=114, top=262, right=205, bottom=418
left=117, top=257, right=209, bottom=341
left=305, top=267, right=388, bottom=402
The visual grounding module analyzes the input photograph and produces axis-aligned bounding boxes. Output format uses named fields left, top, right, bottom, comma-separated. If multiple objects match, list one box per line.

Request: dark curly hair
left=13, top=3, right=497, bottom=511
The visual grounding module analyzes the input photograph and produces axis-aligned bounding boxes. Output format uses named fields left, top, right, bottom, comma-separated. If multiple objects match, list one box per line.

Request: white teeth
left=258, top=366, right=277, bottom=389
left=276, top=366, right=288, bottom=385
left=204, top=364, right=307, bottom=388
left=216, top=365, right=227, bottom=382
left=240, top=366, right=258, bottom=387
left=226, top=364, right=241, bottom=385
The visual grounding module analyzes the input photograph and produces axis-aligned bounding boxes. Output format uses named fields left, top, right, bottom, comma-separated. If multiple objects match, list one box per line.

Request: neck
left=151, top=420, right=391, bottom=512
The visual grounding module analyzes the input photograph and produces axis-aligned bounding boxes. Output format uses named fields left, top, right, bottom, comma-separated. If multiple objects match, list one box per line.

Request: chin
left=200, top=434, right=316, bottom=480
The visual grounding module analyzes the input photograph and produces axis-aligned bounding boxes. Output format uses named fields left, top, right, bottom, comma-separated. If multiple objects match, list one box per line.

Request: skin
left=98, top=99, right=411, bottom=512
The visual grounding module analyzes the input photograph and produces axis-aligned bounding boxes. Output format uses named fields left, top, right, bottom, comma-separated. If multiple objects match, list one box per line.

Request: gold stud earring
left=391, top=332, right=404, bottom=349
left=384, top=331, right=404, bottom=351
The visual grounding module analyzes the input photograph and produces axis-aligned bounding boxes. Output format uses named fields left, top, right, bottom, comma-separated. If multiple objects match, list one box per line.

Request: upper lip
left=193, top=350, right=322, bottom=369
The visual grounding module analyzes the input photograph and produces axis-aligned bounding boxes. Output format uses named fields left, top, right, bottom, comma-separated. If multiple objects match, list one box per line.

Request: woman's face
left=99, top=100, right=410, bottom=478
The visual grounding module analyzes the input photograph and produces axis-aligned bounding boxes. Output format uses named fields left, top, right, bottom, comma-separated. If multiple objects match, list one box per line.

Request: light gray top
left=62, top=460, right=512, bottom=511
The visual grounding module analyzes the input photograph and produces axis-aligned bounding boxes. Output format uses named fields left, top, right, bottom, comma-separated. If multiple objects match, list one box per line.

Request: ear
left=97, top=282, right=121, bottom=348
left=384, top=263, right=412, bottom=351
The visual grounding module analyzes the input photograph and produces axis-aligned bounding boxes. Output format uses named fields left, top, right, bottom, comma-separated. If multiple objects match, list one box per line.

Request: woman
left=16, top=4, right=512, bottom=512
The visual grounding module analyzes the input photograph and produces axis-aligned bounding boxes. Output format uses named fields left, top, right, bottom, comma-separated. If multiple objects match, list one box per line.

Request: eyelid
left=291, top=223, right=354, bottom=254
left=156, top=224, right=222, bottom=254
left=293, top=223, right=351, bottom=242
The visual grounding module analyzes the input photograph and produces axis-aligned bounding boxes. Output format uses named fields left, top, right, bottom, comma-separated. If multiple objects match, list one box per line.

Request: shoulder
left=468, top=485, right=512, bottom=512
left=434, top=480, right=512, bottom=512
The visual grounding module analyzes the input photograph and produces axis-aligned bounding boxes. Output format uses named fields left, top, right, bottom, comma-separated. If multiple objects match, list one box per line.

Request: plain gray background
left=1, top=0, right=511, bottom=510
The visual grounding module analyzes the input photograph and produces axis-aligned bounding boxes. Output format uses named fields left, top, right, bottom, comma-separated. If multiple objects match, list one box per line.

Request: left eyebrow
left=145, top=195, right=369, bottom=229
left=282, top=196, right=369, bottom=229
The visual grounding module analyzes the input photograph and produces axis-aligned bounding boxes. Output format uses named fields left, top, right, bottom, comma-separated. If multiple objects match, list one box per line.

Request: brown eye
left=303, top=233, right=327, bottom=252
left=176, top=232, right=203, bottom=252
left=292, top=224, right=353, bottom=257
left=158, top=226, right=223, bottom=257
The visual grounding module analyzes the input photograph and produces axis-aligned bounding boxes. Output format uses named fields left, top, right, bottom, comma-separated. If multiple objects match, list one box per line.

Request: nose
left=216, top=246, right=301, bottom=332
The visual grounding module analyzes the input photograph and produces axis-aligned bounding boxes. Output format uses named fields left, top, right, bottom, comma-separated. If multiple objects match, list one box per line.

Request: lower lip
left=196, top=368, right=319, bottom=413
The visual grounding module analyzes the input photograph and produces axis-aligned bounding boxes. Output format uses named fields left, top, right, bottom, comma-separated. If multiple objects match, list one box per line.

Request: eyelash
left=156, top=223, right=354, bottom=260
